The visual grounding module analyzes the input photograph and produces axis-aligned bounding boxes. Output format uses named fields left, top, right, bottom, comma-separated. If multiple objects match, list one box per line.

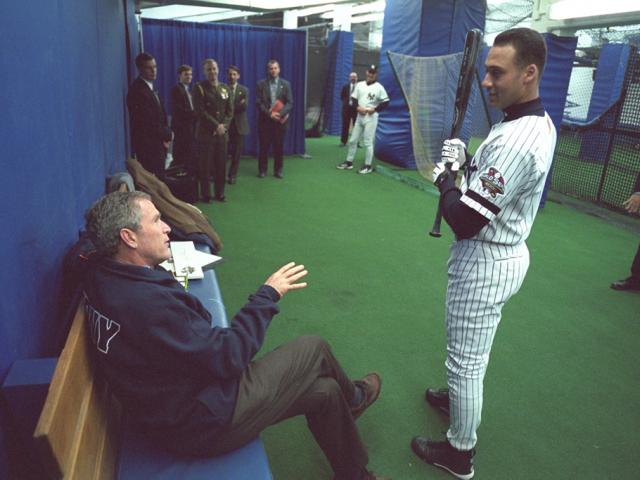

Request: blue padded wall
left=587, top=43, right=630, bottom=121
left=0, top=0, right=136, bottom=476
left=323, top=31, right=354, bottom=136
left=376, top=0, right=486, bottom=168
left=539, top=33, right=578, bottom=207
left=142, top=19, right=307, bottom=156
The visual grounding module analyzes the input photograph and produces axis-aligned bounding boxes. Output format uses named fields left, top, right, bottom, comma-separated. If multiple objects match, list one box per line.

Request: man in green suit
left=193, top=59, right=232, bottom=202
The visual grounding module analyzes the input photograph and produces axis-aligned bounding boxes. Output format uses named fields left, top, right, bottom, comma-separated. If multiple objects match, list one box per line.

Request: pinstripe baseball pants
left=346, top=112, right=378, bottom=166
left=445, top=240, right=529, bottom=451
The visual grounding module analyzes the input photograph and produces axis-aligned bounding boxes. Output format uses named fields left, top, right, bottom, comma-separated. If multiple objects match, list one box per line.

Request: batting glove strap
left=435, top=170, right=458, bottom=194
left=433, top=162, right=459, bottom=185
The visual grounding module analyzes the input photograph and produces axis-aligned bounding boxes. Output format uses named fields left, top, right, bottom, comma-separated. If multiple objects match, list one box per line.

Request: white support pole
left=283, top=10, right=298, bottom=29
left=332, top=4, right=352, bottom=31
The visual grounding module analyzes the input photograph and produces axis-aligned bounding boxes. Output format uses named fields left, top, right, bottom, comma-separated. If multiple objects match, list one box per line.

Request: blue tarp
left=323, top=31, right=354, bottom=136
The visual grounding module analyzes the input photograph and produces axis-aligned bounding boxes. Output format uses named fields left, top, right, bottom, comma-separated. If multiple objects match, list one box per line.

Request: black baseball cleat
left=610, top=277, right=640, bottom=291
left=411, top=437, right=475, bottom=479
left=425, top=387, right=450, bottom=416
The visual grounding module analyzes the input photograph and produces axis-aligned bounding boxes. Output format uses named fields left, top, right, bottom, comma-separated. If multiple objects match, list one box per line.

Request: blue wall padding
left=540, top=34, right=577, bottom=131
left=142, top=19, right=306, bottom=156
left=323, top=31, right=354, bottom=136
left=0, top=1, right=136, bottom=476
left=587, top=43, right=630, bottom=121
left=579, top=43, right=631, bottom=163
left=539, top=34, right=577, bottom=207
left=376, top=0, right=486, bottom=168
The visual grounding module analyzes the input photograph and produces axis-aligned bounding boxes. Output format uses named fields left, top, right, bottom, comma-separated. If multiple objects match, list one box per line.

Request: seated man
left=83, top=191, right=387, bottom=480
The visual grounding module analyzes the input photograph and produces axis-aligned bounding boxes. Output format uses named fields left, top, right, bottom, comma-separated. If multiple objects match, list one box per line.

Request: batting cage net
left=387, top=50, right=485, bottom=179
left=552, top=34, right=640, bottom=211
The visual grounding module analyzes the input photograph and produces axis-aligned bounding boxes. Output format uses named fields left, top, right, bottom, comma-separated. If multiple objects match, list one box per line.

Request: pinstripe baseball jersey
left=459, top=98, right=557, bottom=247
left=351, top=80, right=389, bottom=110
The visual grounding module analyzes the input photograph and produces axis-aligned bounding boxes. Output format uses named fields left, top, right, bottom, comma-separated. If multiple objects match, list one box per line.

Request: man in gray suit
left=256, top=59, right=293, bottom=179
left=226, top=65, right=249, bottom=184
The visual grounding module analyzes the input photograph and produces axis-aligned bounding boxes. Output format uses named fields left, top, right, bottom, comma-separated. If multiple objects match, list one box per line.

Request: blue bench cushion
left=118, top=429, right=272, bottom=480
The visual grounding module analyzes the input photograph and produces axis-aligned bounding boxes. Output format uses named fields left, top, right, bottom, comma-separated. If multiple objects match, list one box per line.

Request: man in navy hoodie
left=83, top=191, right=387, bottom=480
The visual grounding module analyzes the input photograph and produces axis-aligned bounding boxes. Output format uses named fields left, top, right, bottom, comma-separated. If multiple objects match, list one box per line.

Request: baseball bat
left=429, top=28, right=483, bottom=238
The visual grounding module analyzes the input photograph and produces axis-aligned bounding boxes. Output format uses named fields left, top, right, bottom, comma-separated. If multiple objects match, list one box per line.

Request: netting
left=387, top=50, right=483, bottom=178
left=552, top=45, right=640, bottom=208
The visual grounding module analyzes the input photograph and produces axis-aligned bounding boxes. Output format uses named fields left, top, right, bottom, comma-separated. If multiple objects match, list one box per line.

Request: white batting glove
left=432, top=139, right=465, bottom=184
left=442, top=138, right=467, bottom=167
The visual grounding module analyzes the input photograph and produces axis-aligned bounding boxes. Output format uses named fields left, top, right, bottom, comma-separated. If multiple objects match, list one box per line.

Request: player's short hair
left=267, top=59, right=279, bottom=69
left=228, top=65, right=240, bottom=74
left=202, top=58, right=217, bottom=67
left=135, top=52, right=155, bottom=70
left=177, top=64, right=192, bottom=75
left=494, top=28, right=547, bottom=75
left=85, top=191, right=151, bottom=257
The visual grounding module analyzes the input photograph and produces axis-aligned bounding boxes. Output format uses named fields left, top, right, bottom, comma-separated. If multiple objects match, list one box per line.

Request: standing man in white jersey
left=337, top=65, right=389, bottom=174
left=411, top=28, right=557, bottom=480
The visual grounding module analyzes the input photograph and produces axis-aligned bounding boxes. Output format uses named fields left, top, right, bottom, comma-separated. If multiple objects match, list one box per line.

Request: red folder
left=271, top=100, right=289, bottom=124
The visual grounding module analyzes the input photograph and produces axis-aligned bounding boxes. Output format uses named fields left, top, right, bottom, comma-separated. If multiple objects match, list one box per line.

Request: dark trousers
left=341, top=107, right=357, bottom=145
left=197, top=136, right=227, bottom=200
left=136, top=150, right=166, bottom=178
left=258, top=118, right=286, bottom=175
left=227, top=129, right=244, bottom=180
left=208, top=336, right=369, bottom=479
left=631, top=243, right=640, bottom=280
left=173, top=128, right=196, bottom=174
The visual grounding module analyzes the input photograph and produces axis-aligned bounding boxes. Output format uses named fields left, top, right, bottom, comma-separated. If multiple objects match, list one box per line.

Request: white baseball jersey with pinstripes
left=444, top=106, right=556, bottom=451
left=346, top=81, right=389, bottom=165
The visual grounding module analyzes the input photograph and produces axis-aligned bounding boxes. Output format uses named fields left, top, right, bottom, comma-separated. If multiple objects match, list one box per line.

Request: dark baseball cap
left=367, top=64, right=378, bottom=74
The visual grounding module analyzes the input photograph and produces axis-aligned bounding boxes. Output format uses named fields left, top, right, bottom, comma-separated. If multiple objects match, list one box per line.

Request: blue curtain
left=141, top=19, right=306, bottom=155
left=323, top=31, right=354, bottom=135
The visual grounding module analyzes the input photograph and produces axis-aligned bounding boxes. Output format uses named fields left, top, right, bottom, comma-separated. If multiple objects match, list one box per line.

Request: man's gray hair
left=85, top=191, right=151, bottom=257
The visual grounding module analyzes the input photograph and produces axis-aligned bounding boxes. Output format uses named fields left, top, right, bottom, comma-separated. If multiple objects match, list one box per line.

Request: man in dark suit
left=340, top=72, right=358, bottom=146
left=256, top=59, right=293, bottom=179
left=170, top=64, right=197, bottom=174
left=226, top=65, right=249, bottom=185
left=126, top=52, right=173, bottom=178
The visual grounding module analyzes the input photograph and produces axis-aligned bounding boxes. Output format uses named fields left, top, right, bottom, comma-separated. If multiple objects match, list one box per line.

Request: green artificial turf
left=200, top=136, right=639, bottom=479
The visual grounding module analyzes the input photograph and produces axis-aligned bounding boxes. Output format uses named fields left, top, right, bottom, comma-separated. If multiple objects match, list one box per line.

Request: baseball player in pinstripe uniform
left=411, top=28, right=557, bottom=479
left=337, top=65, right=389, bottom=174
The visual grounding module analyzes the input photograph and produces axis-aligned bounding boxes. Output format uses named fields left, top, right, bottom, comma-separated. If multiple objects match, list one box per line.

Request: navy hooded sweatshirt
left=82, top=255, right=280, bottom=452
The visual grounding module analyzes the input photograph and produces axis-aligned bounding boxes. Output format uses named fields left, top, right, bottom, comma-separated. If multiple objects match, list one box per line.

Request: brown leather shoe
left=350, top=372, right=381, bottom=420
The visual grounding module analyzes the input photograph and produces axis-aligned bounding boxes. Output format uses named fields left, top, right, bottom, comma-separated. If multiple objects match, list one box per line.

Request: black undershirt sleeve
left=375, top=100, right=389, bottom=112
left=436, top=172, right=490, bottom=239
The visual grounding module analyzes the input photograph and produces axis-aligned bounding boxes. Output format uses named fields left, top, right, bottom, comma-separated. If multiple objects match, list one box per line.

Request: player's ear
left=523, top=64, right=538, bottom=84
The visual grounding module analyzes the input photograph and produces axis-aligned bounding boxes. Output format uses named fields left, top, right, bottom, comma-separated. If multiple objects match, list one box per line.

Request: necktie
left=185, top=85, right=193, bottom=110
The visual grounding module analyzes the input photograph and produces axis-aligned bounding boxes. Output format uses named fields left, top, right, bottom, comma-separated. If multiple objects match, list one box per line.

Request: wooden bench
left=3, top=251, right=272, bottom=479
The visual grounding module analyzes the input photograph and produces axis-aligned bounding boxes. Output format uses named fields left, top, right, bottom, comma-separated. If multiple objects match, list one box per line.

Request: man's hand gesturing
left=265, top=262, right=308, bottom=298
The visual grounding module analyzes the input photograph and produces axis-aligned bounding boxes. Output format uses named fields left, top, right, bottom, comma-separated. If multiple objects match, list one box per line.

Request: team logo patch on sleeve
left=479, top=167, right=505, bottom=198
